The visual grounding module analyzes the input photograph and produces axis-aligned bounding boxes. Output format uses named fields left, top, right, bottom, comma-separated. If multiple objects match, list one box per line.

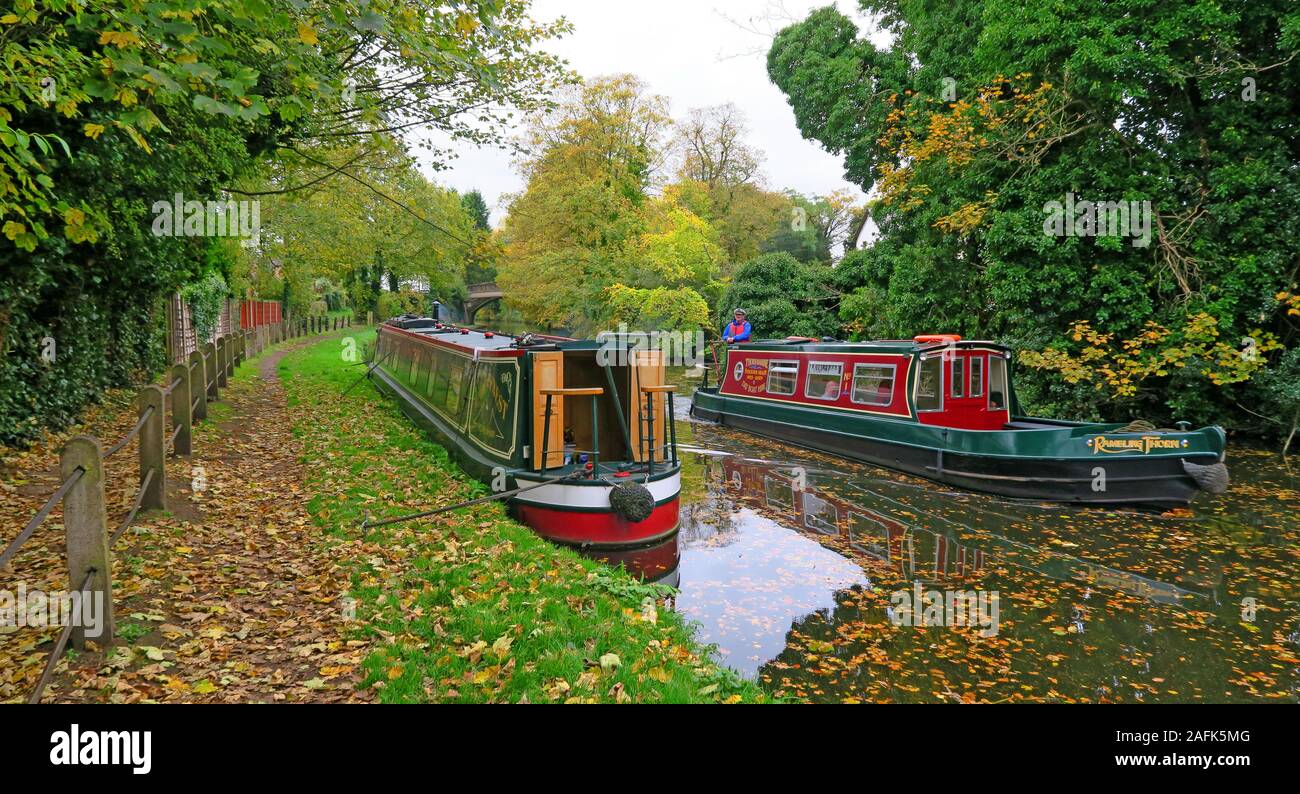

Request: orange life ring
left=913, top=334, right=962, bottom=344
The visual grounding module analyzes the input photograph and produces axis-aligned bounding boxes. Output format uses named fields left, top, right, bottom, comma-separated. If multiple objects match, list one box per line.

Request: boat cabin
left=374, top=319, right=677, bottom=478
left=714, top=334, right=1015, bottom=431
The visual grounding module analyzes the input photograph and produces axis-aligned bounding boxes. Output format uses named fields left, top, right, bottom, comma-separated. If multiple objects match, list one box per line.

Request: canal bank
left=280, top=332, right=766, bottom=703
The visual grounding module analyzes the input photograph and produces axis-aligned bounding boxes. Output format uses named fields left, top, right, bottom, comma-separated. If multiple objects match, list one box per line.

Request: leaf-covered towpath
left=2, top=332, right=373, bottom=702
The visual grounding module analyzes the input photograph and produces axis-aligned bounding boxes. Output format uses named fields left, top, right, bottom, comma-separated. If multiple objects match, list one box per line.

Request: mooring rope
left=361, top=469, right=583, bottom=530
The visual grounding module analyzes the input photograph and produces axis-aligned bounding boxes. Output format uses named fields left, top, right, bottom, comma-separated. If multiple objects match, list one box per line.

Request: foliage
left=1249, top=347, right=1300, bottom=456
left=461, top=190, right=491, bottom=231
left=717, top=253, right=840, bottom=340
left=3, top=1, right=570, bottom=443
left=1018, top=314, right=1280, bottom=408
left=181, top=271, right=229, bottom=343
left=377, top=288, right=425, bottom=320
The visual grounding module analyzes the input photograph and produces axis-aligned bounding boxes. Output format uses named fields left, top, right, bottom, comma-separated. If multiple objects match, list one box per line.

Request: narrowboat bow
left=370, top=316, right=682, bottom=552
left=691, top=335, right=1228, bottom=507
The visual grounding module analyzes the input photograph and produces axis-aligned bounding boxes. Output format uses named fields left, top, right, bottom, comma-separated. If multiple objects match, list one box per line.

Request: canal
left=625, top=377, right=1300, bottom=703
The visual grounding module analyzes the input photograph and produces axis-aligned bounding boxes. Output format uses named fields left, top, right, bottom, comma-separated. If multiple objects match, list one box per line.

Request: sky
left=418, top=0, right=884, bottom=228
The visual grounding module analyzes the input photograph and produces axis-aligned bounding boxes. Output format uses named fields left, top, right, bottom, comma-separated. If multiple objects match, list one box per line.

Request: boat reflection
left=706, top=454, right=1212, bottom=608
left=581, top=533, right=681, bottom=587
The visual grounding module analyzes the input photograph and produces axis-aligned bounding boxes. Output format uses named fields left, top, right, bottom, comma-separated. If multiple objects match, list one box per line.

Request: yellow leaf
left=83, top=122, right=106, bottom=140
left=297, top=23, right=318, bottom=45
left=1, top=14, right=19, bottom=24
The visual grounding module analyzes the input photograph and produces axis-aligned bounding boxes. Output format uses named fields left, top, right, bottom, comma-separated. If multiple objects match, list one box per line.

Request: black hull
left=692, top=404, right=1214, bottom=507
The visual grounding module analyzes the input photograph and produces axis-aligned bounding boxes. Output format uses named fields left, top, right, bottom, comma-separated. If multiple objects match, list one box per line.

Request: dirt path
left=2, top=334, right=373, bottom=703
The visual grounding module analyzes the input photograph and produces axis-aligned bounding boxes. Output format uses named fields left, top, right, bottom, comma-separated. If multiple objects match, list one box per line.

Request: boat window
left=915, top=356, right=942, bottom=411
left=426, top=348, right=443, bottom=400
left=411, top=351, right=427, bottom=393
left=804, top=361, right=843, bottom=401
left=445, top=356, right=465, bottom=415
left=851, top=364, right=895, bottom=406
left=951, top=357, right=964, bottom=399
left=970, top=356, right=983, bottom=398
left=766, top=361, right=799, bottom=395
left=989, top=355, right=1008, bottom=410
left=430, top=349, right=449, bottom=405
left=466, top=361, right=514, bottom=455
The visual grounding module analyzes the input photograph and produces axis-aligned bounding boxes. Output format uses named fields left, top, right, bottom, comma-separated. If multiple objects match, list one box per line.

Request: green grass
left=278, top=331, right=769, bottom=703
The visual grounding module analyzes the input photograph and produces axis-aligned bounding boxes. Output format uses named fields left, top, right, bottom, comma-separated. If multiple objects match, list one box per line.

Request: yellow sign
left=1089, top=435, right=1187, bottom=454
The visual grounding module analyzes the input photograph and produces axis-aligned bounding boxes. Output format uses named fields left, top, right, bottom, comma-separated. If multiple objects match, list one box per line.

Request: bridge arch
left=465, top=281, right=503, bottom=324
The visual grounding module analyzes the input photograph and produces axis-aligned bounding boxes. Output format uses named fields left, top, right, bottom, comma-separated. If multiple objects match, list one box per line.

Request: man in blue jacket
left=723, top=308, right=751, bottom=345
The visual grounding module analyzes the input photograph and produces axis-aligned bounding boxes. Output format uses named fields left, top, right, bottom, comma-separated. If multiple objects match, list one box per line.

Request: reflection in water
left=583, top=533, right=681, bottom=588
left=672, top=415, right=1300, bottom=703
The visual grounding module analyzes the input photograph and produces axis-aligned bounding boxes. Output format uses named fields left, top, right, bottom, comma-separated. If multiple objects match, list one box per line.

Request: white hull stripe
left=512, top=471, right=681, bottom=509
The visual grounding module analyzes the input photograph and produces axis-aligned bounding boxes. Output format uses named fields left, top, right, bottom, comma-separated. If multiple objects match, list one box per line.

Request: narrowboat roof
left=383, top=317, right=585, bottom=353
left=387, top=323, right=520, bottom=350
left=734, top=337, right=1014, bottom=355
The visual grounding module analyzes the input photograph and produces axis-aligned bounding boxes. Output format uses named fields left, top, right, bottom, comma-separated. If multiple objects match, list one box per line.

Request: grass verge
left=280, top=330, right=769, bottom=703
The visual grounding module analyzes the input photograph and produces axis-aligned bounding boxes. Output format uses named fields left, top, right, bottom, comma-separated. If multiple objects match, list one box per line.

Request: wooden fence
left=1, top=313, right=348, bottom=703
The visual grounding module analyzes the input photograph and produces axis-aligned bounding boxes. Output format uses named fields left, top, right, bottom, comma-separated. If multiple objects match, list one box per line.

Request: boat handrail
left=540, top=387, right=604, bottom=396
left=637, top=385, right=679, bottom=475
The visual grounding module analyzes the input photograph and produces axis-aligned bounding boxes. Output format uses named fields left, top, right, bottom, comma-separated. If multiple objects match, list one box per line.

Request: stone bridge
left=464, top=281, right=503, bottom=324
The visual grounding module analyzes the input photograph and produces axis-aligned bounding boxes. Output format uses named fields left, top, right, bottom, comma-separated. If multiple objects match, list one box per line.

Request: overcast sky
left=419, top=0, right=883, bottom=228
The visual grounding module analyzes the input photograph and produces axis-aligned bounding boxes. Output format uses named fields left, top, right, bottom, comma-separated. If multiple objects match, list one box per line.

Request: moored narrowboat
left=691, top=334, right=1229, bottom=507
left=369, top=316, right=681, bottom=552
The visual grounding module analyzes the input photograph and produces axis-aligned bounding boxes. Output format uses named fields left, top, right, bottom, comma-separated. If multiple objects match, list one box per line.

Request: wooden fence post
left=171, top=363, right=191, bottom=456
left=139, top=385, right=166, bottom=510
left=204, top=341, right=218, bottom=400
left=60, top=436, right=114, bottom=650
left=216, top=336, right=229, bottom=387
left=189, top=351, right=208, bottom=421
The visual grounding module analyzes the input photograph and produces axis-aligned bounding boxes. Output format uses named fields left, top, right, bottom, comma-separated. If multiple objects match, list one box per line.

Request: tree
left=674, top=103, right=763, bottom=189
left=461, top=190, right=491, bottom=231
left=718, top=253, right=840, bottom=340
left=1, top=0, right=571, bottom=444
left=497, top=75, right=674, bottom=332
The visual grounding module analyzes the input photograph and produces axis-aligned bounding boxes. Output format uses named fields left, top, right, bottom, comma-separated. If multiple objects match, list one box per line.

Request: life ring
left=913, top=334, right=962, bottom=344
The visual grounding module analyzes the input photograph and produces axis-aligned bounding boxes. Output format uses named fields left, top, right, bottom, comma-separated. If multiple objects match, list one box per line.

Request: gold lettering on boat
left=1090, top=435, right=1185, bottom=454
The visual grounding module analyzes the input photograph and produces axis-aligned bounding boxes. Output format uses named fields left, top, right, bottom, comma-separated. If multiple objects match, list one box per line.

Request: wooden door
left=628, top=349, right=666, bottom=463
left=531, top=351, right=564, bottom=469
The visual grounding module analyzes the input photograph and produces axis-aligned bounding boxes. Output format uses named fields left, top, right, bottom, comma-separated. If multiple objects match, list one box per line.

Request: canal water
left=636, top=377, right=1300, bottom=703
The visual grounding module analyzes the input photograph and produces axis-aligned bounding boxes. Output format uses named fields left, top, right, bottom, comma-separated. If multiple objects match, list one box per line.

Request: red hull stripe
left=513, top=498, right=680, bottom=548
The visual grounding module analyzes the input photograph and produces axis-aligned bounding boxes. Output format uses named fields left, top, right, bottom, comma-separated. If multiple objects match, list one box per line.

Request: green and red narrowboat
left=370, top=316, right=681, bottom=552
left=691, top=334, right=1229, bottom=507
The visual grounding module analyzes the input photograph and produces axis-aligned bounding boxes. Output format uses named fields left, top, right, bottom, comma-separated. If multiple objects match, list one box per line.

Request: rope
left=103, top=404, right=155, bottom=459
left=361, top=470, right=581, bottom=530
left=341, top=350, right=394, bottom=396
left=111, top=467, right=155, bottom=543
left=27, top=568, right=95, bottom=704
left=0, top=468, right=85, bottom=569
